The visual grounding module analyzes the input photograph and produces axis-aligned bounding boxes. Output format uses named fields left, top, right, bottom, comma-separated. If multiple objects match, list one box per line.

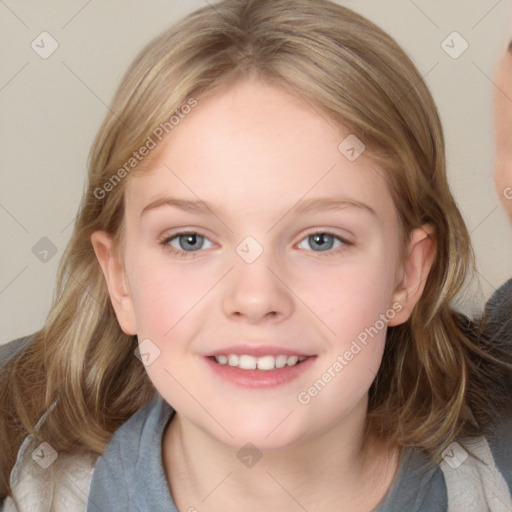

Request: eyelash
left=158, top=230, right=352, bottom=259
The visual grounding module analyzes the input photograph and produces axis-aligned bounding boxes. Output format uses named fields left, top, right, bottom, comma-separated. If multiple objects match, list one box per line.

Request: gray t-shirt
left=86, top=394, right=452, bottom=512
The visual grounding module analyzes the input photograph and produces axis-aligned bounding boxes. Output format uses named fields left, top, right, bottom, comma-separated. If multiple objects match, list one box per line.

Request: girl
left=1, top=1, right=512, bottom=510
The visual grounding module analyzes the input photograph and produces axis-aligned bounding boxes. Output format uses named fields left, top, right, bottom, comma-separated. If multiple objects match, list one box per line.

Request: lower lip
left=203, top=356, right=317, bottom=388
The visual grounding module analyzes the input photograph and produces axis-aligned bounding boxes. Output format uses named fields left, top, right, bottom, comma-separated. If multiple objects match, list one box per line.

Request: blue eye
left=160, top=230, right=351, bottom=258
left=160, top=232, right=214, bottom=255
left=297, top=232, right=348, bottom=253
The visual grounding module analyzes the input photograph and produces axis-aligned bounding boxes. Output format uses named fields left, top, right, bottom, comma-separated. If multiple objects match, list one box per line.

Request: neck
left=162, top=405, right=400, bottom=512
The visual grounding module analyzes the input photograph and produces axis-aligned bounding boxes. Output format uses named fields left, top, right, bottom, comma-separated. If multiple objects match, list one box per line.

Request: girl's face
left=94, top=78, right=432, bottom=451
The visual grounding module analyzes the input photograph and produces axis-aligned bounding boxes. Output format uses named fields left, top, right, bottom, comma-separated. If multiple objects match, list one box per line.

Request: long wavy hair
left=1, top=0, right=510, bottom=500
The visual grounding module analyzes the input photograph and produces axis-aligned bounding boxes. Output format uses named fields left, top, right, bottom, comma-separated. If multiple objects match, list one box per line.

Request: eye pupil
left=180, top=234, right=202, bottom=250
left=310, top=233, right=334, bottom=251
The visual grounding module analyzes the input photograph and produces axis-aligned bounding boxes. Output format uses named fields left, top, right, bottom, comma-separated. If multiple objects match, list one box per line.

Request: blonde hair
left=1, top=0, right=509, bottom=499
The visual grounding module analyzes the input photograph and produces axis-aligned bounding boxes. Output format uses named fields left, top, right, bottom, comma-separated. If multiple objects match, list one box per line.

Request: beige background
left=1, top=0, right=512, bottom=344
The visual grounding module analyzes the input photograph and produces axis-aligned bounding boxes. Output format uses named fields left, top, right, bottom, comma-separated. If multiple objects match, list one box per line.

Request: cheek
left=297, top=266, right=393, bottom=413
left=125, top=249, right=206, bottom=338
left=294, top=257, right=397, bottom=386
left=125, top=253, right=211, bottom=403
left=301, top=255, right=397, bottom=326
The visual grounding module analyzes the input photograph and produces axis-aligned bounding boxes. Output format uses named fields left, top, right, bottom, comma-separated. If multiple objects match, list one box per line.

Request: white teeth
left=286, top=355, right=299, bottom=366
left=216, top=354, right=228, bottom=365
left=213, top=353, right=309, bottom=370
left=239, top=355, right=257, bottom=370
left=275, top=355, right=287, bottom=368
left=257, top=355, right=275, bottom=370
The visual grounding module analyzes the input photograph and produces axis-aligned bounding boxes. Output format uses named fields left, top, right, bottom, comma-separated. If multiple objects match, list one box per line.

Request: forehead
left=125, top=79, right=395, bottom=222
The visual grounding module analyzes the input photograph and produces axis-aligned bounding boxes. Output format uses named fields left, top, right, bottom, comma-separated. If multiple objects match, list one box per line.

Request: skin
left=494, top=40, right=512, bottom=220
left=92, top=78, right=435, bottom=512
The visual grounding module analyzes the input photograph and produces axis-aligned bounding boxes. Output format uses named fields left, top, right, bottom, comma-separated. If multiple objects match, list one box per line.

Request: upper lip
left=203, top=345, right=315, bottom=357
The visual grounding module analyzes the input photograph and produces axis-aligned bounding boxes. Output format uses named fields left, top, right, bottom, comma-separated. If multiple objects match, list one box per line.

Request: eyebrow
left=140, top=195, right=376, bottom=218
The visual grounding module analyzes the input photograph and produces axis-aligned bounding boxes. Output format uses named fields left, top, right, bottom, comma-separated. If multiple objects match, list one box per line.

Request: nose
left=222, top=252, right=294, bottom=325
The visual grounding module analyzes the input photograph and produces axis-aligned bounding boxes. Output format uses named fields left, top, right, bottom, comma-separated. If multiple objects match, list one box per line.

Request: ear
left=388, top=225, right=436, bottom=326
left=90, top=231, right=137, bottom=335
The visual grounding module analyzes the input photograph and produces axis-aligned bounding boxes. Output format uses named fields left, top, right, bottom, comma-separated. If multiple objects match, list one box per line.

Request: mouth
left=203, top=351, right=317, bottom=388
left=208, top=354, right=311, bottom=371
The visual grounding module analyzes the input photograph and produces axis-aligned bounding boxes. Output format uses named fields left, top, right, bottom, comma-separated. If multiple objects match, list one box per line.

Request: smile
left=211, top=354, right=309, bottom=371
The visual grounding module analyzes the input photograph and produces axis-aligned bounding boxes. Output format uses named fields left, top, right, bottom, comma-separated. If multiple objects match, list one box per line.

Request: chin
left=205, top=409, right=309, bottom=452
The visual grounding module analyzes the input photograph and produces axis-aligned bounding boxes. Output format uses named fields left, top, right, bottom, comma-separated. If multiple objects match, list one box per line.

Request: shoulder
left=387, top=425, right=512, bottom=511
left=376, top=447, right=447, bottom=511
left=86, top=395, right=174, bottom=511
left=0, top=333, right=34, bottom=371
left=97, top=394, right=169, bottom=463
left=4, top=397, right=169, bottom=512
left=379, top=419, right=512, bottom=512
left=487, top=405, right=512, bottom=495
left=3, top=433, right=97, bottom=512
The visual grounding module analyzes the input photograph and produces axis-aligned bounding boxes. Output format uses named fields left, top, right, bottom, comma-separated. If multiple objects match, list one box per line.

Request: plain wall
left=1, top=0, right=512, bottom=344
